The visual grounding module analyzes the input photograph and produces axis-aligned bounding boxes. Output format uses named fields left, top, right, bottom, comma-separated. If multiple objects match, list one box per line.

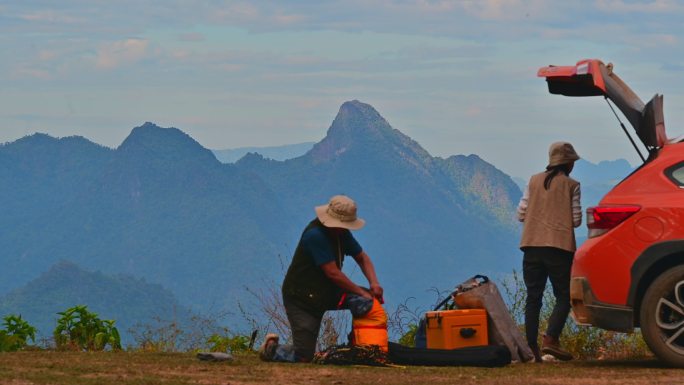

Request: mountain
left=0, top=261, right=194, bottom=346
left=0, top=123, right=293, bottom=313
left=236, top=100, right=522, bottom=303
left=572, top=158, right=634, bottom=207
left=213, top=142, right=315, bottom=163
left=0, top=102, right=522, bottom=326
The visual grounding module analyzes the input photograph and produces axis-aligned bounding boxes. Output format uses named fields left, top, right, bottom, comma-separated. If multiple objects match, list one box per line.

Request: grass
left=1, top=351, right=683, bottom=385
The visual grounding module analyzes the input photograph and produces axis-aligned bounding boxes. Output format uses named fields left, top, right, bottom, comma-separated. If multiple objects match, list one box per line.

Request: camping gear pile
left=316, top=274, right=529, bottom=367
left=449, top=275, right=534, bottom=362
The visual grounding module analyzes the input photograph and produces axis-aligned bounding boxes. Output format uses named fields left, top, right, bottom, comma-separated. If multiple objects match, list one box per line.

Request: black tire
left=640, top=265, right=684, bottom=367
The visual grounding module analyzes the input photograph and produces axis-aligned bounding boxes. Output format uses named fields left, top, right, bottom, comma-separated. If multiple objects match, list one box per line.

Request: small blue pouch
left=339, top=293, right=374, bottom=317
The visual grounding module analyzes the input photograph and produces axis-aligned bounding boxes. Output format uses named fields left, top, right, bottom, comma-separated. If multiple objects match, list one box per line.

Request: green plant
left=53, top=305, right=121, bottom=351
left=0, top=315, right=37, bottom=352
left=207, top=331, right=252, bottom=353
left=397, top=323, right=418, bottom=347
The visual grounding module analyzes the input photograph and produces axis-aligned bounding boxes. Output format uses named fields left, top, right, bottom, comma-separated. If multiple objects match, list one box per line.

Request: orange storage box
left=425, top=309, right=488, bottom=349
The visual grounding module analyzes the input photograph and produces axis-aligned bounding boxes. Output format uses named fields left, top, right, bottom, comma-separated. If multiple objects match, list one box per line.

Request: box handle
left=426, top=313, right=442, bottom=327
left=459, top=327, right=476, bottom=338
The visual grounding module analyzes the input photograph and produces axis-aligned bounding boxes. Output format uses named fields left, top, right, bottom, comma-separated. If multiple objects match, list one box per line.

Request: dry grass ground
left=1, top=351, right=683, bottom=385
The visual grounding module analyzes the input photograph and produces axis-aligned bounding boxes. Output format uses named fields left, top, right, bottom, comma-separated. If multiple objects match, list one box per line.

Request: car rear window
left=665, top=162, right=684, bottom=187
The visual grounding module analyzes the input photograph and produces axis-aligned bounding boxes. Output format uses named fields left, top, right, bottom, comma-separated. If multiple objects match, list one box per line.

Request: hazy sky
left=2, top=0, right=684, bottom=178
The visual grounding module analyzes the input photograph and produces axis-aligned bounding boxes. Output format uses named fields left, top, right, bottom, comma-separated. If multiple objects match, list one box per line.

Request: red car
left=538, top=59, right=684, bottom=367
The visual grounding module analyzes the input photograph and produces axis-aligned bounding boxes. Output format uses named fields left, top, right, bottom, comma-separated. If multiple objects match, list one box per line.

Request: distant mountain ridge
left=0, top=261, right=194, bottom=345
left=0, top=100, right=523, bottom=330
left=0, top=124, right=292, bottom=313
left=213, top=142, right=315, bottom=163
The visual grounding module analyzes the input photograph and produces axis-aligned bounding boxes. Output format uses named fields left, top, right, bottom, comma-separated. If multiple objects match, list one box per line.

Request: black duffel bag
left=388, top=341, right=511, bottom=367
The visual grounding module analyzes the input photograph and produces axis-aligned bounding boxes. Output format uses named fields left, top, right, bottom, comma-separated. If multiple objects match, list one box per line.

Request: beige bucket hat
left=548, top=141, right=580, bottom=168
left=315, top=195, right=366, bottom=230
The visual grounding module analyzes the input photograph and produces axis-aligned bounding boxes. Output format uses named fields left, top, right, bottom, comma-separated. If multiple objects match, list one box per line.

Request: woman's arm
left=517, top=184, right=530, bottom=222
left=572, top=184, right=582, bottom=228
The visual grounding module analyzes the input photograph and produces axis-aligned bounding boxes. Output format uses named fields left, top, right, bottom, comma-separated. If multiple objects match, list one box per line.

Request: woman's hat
left=315, top=195, right=366, bottom=230
left=548, top=141, right=580, bottom=168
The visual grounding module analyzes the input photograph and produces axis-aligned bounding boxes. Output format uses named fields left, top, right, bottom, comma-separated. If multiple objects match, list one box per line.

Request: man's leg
left=523, top=247, right=548, bottom=358
left=284, top=297, right=323, bottom=362
left=260, top=298, right=323, bottom=363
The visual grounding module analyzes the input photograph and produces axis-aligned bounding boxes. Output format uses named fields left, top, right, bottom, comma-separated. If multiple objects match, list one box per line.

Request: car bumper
left=570, top=277, right=634, bottom=332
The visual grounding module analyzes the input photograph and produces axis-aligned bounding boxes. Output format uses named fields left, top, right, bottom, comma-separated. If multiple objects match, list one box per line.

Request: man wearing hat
left=517, top=142, right=581, bottom=362
left=260, top=195, right=383, bottom=362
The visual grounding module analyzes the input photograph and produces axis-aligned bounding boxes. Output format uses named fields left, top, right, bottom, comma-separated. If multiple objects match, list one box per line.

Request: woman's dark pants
left=522, top=246, right=573, bottom=347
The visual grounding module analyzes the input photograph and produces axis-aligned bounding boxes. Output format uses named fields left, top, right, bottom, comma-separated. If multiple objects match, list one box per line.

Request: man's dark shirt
left=282, top=219, right=362, bottom=314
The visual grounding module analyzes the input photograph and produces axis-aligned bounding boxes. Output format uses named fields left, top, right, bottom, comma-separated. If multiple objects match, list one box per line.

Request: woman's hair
left=544, top=163, right=572, bottom=190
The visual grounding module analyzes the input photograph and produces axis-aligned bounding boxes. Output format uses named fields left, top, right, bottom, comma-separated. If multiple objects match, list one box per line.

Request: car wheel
left=640, top=265, right=684, bottom=367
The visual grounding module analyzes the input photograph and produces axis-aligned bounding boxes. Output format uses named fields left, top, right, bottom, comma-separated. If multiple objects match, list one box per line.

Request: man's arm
left=352, top=251, right=383, bottom=301
left=319, top=261, right=372, bottom=299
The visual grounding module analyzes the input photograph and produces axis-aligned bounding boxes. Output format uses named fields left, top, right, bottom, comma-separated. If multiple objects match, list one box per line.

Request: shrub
left=53, top=305, right=121, bottom=351
left=0, top=315, right=37, bottom=352
left=397, top=323, right=418, bottom=347
left=129, top=310, right=232, bottom=352
left=130, top=317, right=183, bottom=352
left=206, top=330, right=253, bottom=353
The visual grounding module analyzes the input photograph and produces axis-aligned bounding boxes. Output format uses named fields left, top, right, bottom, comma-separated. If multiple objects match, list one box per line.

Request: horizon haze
left=3, top=1, right=683, bottom=178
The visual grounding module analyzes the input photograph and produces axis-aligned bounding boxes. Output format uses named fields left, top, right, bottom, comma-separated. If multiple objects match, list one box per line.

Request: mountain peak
left=309, top=100, right=430, bottom=163
left=339, top=99, right=384, bottom=119
left=329, top=100, right=392, bottom=139
left=1, top=133, right=111, bottom=164
left=118, top=122, right=218, bottom=164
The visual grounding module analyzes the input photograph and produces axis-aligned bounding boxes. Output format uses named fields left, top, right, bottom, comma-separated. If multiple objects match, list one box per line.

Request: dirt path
left=1, top=351, right=683, bottom=385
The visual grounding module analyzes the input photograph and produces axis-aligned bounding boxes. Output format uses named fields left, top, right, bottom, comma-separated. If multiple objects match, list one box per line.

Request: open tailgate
left=538, top=59, right=666, bottom=150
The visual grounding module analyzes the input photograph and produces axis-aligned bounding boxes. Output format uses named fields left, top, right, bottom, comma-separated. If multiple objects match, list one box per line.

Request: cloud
left=465, top=106, right=482, bottom=117
left=19, top=9, right=82, bottom=24
left=0, top=1, right=680, bottom=46
left=38, top=50, right=58, bottom=61
left=273, top=13, right=306, bottom=26
left=595, top=0, right=684, bottom=13
left=209, top=3, right=263, bottom=26
left=95, top=39, right=150, bottom=69
left=458, top=0, right=547, bottom=21
left=178, top=32, right=205, bottom=42
left=661, top=63, right=684, bottom=72
left=11, top=68, right=51, bottom=80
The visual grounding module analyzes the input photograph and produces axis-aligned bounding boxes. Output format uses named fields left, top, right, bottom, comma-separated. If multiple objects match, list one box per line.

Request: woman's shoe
left=541, top=335, right=573, bottom=361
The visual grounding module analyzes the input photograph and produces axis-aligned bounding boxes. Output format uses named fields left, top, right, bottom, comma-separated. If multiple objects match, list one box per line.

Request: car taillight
left=587, top=205, right=641, bottom=238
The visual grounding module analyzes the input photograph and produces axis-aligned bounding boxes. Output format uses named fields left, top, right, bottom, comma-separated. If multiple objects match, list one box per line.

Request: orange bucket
left=350, top=298, right=388, bottom=352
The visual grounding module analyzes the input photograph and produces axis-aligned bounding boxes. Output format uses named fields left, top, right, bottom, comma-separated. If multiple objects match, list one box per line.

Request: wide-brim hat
left=315, top=195, right=365, bottom=230
left=548, top=141, right=580, bottom=168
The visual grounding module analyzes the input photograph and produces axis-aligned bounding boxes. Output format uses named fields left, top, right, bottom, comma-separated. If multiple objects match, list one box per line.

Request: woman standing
left=517, top=142, right=581, bottom=362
